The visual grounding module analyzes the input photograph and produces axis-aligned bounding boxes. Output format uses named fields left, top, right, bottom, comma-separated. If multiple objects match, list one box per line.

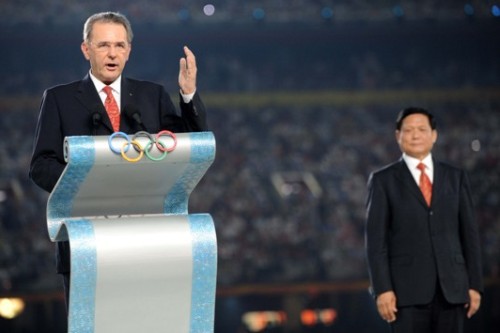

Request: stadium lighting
left=252, top=8, right=266, bottom=21
left=203, top=4, right=216, bottom=16
left=392, top=5, right=405, bottom=19
left=464, top=4, right=474, bottom=17
left=0, top=298, right=25, bottom=319
left=492, top=5, right=500, bottom=17
left=321, top=7, right=334, bottom=20
left=177, top=8, right=190, bottom=21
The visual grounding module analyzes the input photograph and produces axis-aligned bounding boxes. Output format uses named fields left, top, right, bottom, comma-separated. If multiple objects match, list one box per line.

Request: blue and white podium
left=46, top=132, right=217, bottom=333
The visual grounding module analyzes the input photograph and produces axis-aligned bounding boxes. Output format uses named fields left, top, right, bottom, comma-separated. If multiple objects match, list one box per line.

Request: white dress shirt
left=402, top=153, right=434, bottom=185
left=89, top=71, right=195, bottom=113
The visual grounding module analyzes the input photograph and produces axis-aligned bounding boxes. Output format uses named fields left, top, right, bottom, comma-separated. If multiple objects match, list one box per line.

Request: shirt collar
left=403, top=153, right=433, bottom=172
left=89, top=71, right=122, bottom=94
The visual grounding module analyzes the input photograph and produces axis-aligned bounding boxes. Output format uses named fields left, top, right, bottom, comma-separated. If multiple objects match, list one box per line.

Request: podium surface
left=47, top=132, right=217, bottom=333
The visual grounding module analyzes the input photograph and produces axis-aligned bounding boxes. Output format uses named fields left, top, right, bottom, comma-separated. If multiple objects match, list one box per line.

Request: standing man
left=365, top=107, right=483, bottom=332
left=29, top=11, right=208, bottom=304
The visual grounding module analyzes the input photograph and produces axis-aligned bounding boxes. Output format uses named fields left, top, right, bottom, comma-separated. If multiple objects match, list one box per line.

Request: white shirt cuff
left=180, top=90, right=195, bottom=103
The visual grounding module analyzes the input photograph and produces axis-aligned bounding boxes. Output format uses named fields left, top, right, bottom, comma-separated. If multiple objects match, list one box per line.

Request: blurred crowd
left=2, top=22, right=499, bottom=96
left=0, top=5, right=499, bottom=295
left=1, top=101, right=498, bottom=292
left=0, top=110, right=52, bottom=293
left=0, top=0, right=498, bottom=26
left=191, top=103, right=500, bottom=286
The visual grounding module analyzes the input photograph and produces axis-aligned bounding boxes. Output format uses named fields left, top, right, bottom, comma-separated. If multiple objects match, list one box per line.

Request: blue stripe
left=189, top=214, right=218, bottom=333
left=164, top=132, right=216, bottom=214
left=66, top=219, right=97, bottom=333
left=190, top=132, right=216, bottom=164
left=47, top=136, right=95, bottom=240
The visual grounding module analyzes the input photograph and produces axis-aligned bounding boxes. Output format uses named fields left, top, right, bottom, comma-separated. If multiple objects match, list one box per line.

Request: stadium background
left=0, top=1, right=499, bottom=332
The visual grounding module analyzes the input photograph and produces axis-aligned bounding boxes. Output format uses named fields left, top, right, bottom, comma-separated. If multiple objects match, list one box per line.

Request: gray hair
left=83, top=12, right=134, bottom=43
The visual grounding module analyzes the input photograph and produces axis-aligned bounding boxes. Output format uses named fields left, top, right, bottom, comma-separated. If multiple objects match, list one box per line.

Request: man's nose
left=108, top=48, right=117, bottom=57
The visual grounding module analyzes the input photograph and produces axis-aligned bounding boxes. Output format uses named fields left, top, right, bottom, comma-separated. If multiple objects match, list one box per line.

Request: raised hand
left=178, top=46, right=197, bottom=95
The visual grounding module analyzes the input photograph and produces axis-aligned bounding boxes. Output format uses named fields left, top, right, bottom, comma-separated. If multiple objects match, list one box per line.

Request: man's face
left=81, top=22, right=131, bottom=84
left=395, top=113, right=437, bottom=160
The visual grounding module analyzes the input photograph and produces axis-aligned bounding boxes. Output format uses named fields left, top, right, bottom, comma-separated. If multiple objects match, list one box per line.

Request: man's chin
left=101, top=74, right=120, bottom=85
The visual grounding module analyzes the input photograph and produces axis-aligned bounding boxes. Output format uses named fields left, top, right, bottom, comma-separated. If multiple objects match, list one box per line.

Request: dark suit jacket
left=29, top=74, right=208, bottom=273
left=365, top=157, right=483, bottom=307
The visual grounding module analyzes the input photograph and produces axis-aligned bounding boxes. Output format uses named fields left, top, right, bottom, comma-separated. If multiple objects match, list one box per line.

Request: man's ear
left=395, top=130, right=401, bottom=143
left=81, top=41, right=90, bottom=60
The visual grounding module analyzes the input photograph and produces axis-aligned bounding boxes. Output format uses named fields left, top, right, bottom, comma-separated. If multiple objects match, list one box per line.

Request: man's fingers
left=183, top=45, right=192, bottom=56
left=183, top=46, right=196, bottom=68
left=179, top=57, right=187, bottom=72
left=465, top=289, right=481, bottom=318
left=378, top=303, right=396, bottom=322
left=376, top=291, right=398, bottom=323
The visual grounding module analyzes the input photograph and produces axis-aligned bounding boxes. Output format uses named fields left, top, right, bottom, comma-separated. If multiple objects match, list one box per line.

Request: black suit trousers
left=391, top=286, right=465, bottom=333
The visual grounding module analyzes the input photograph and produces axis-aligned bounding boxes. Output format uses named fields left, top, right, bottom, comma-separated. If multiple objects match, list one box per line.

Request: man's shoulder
left=45, top=77, right=164, bottom=92
left=43, top=78, right=87, bottom=95
left=435, top=159, right=461, bottom=170
left=371, top=159, right=403, bottom=177
left=434, top=159, right=466, bottom=177
left=123, top=77, right=163, bottom=90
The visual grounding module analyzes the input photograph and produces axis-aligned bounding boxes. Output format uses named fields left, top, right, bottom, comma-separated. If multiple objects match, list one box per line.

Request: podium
left=46, top=131, right=217, bottom=333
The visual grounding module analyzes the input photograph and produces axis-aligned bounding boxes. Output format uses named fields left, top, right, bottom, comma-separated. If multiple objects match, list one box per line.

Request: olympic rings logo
left=107, top=130, right=177, bottom=162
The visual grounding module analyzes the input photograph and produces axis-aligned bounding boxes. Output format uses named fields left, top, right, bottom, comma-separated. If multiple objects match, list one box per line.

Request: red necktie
left=103, top=86, right=120, bottom=132
left=417, top=162, right=432, bottom=206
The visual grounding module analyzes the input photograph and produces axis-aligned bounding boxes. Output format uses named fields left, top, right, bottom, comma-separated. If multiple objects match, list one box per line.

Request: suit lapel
left=120, top=78, right=136, bottom=133
left=121, top=77, right=134, bottom=107
left=431, top=158, right=445, bottom=206
left=75, top=75, right=113, bottom=132
left=394, top=158, right=429, bottom=208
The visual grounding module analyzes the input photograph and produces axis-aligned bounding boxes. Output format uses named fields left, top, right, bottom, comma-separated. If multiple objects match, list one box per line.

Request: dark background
left=0, top=1, right=499, bottom=332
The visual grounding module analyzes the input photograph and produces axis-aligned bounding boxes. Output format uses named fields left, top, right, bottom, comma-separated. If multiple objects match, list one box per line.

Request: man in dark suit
left=365, top=107, right=483, bottom=332
left=29, top=11, right=208, bottom=304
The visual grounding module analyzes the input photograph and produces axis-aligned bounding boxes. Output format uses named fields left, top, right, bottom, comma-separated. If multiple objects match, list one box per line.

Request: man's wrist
left=180, top=89, right=195, bottom=103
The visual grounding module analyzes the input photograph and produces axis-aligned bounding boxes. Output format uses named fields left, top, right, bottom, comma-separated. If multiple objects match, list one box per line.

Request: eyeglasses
left=89, top=41, right=130, bottom=53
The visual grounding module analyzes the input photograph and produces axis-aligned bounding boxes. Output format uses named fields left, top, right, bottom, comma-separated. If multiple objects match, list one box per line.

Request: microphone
left=123, top=105, right=147, bottom=132
left=90, top=106, right=103, bottom=135
left=92, top=111, right=102, bottom=126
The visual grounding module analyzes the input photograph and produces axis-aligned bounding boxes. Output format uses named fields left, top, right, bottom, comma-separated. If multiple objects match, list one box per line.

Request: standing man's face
left=395, top=113, right=437, bottom=160
left=81, top=22, right=131, bottom=84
